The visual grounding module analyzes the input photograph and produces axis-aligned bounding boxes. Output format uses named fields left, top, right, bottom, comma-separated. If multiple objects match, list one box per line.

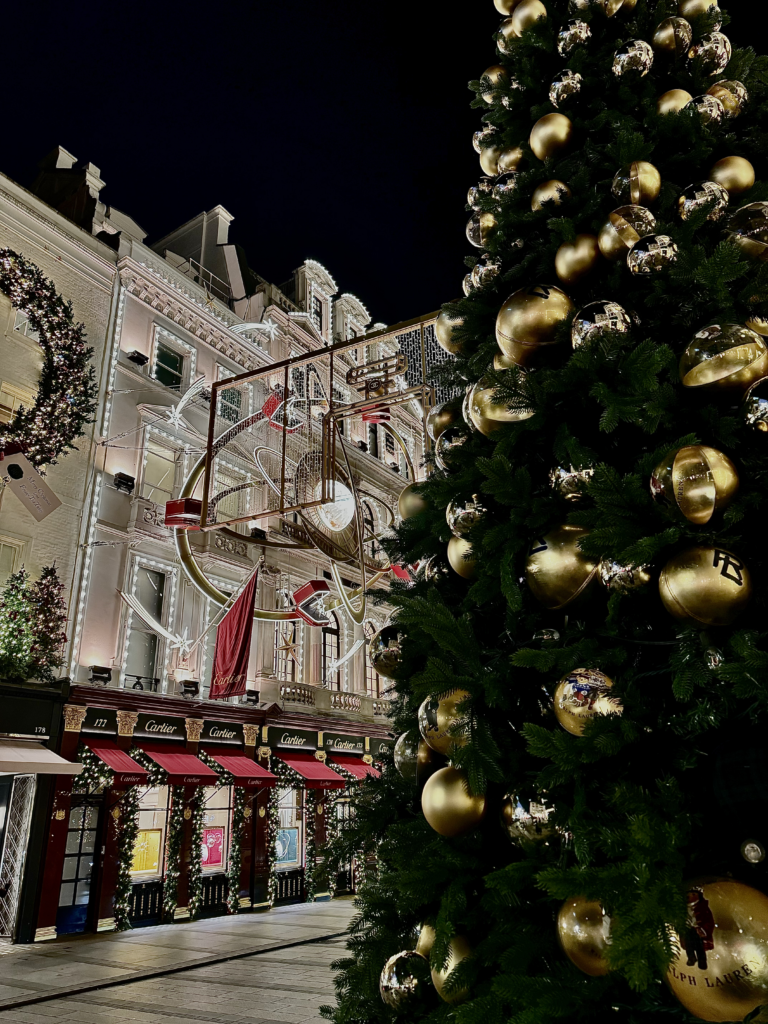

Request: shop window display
left=131, top=786, right=170, bottom=878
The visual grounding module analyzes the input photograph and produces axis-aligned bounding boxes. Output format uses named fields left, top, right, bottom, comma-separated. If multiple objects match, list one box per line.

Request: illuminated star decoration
left=203, top=289, right=216, bottom=310
left=275, top=628, right=301, bottom=666
left=167, top=375, right=209, bottom=429
left=324, top=637, right=366, bottom=685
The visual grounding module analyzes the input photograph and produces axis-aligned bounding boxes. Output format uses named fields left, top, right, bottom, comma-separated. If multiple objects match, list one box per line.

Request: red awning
left=82, top=738, right=147, bottom=786
left=330, top=755, right=381, bottom=780
left=208, top=752, right=277, bottom=788
left=142, top=745, right=219, bottom=786
left=274, top=751, right=346, bottom=790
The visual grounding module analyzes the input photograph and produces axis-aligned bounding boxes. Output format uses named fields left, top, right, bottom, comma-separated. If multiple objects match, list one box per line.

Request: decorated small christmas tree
left=324, top=2, right=768, bottom=1024
left=0, top=564, right=68, bottom=682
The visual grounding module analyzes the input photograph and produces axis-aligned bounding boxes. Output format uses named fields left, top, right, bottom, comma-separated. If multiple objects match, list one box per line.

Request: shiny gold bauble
left=466, top=211, right=498, bottom=249
left=657, top=88, right=693, bottom=114
left=678, top=0, right=719, bottom=18
left=650, top=445, right=739, bottom=525
left=422, top=767, right=485, bottom=839
left=707, top=80, right=748, bottom=118
left=447, top=495, right=485, bottom=537
left=531, top=179, right=571, bottom=211
left=495, top=284, right=574, bottom=366
left=526, top=524, right=599, bottom=611
left=369, top=624, right=402, bottom=680
left=710, top=155, right=755, bottom=196
left=435, top=309, right=464, bottom=355
left=667, top=878, right=768, bottom=1023
left=427, top=400, right=460, bottom=442
left=479, top=145, right=502, bottom=177
left=508, top=0, right=547, bottom=38
left=416, top=739, right=445, bottom=788
left=498, top=145, right=524, bottom=174
left=746, top=317, right=768, bottom=337
left=393, top=732, right=419, bottom=782
left=418, top=689, right=470, bottom=755
left=481, top=65, right=509, bottom=104
left=493, top=350, right=521, bottom=370
left=553, top=668, right=621, bottom=736
left=502, top=793, right=557, bottom=844
left=653, top=16, right=692, bottom=55
left=398, top=482, right=428, bottom=520
left=530, top=113, right=573, bottom=162
left=557, top=897, right=611, bottom=976
left=431, top=934, right=473, bottom=1004
left=680, top=323, right=768, bottom=392
left=379, top=951, right=432, bottom=1009
left=414, top=922, right=435, bottom=957
left=598, top=205, right=656, bottom=262
left=729, top=203, right=768, bottom=261
left=612, top=161, right=662, bottom=206
left=599, top=0, right=636, bottom=13
left=494, top=0, right=523, bottom=12
left=447, top=536, right=477, bottom=579
left=659, top=547, right=752, bottom=626
left=467, top=378, right=534, bottom=435
left=555, top=234, right=601, bottom=285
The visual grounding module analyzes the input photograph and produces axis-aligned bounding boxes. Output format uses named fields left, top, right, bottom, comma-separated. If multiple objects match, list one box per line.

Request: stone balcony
left=258, top=678, right=393, bottom=725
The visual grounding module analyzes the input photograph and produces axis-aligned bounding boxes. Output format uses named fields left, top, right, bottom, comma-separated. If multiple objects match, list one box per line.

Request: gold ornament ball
left=427, top=400, right=460, bottom=442
left=494, top=0, right=523, bottom=12
left=431, top=934, right=473, bottom=1004
left=481, top=65, right=509, bottom=104
left=680, top=323, right=768, bottom=392
left=650, top=445, right=739, bottom=525
left=468, top=378, right=533, bottom=435
left=495, top=284, right=574, bottom=366
left=498, top=145, right=524, bottom=175
left=447, top=495, right=485, bottom=537
left=416, top=739, right=445, bottom=788
left=414, top=923, right=435, bottom=957
left=557, top=896, right=611, bottom=976
left=398, top=482, right=428, bottom=520
left=422, top=767, right=485, bottom=838
left=435, top=309, right=465, bottom=355
left=612, top=162, right=662, bottom=205
left=531, top=179, right=571, bottom=211
left=657, top=88, right=693, bottom=114
left=369, top=624, right=402, bottom=680
left=479, top=145, right=502, bottom=177
left=710, top=156, right=755, bottom=196
left=667, top=879, right=768, bottom=1023
left=526, top=524, right=599, bottom=611
left=509, top=0, right=547, bottom=38
left=659, top=546, right=752, bottom=627
left=530, top=113, right=573, bottom=162
left=379, top=951, right=432, bottom=1009
left=447, top=536, right=477, bottom=579
left=653, top=16, right=692, bottom=55
left=598, top=205, right=656, bottom=262
left=555, top=234, right=601, bottom=285
left=729, top=202, right=768, bottom=261
left=600, top=0, right=636, bottom=13
left=418, top=689, right=471, bottom=756
left=707, top=80, right=748, bottom=118
left=393, top=732, right=419, bottom=782
left=678, top=0, right=719, bottom=18
left=466, top=211, right=498, bottom=249
left=553, top=668, right=621, bottom=736
left=493, top=350, right=521, bottom=370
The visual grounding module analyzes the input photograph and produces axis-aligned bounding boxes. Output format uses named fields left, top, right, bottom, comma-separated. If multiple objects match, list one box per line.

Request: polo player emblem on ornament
left=680, top=888, right=715, bottom=970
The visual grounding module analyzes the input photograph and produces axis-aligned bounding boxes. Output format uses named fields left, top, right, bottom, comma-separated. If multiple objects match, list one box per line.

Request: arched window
left=322, top=613, right=340, bottom=690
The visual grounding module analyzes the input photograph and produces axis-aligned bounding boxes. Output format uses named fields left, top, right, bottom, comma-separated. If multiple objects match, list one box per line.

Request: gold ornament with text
left=650, top=445, right=738, bottom=525
left=553, top=668, right=621, bottom=736
left=418, top=689, right=470, bottom=756
left=526, top=525, right=599, bottom=610
left=659, top=546, right=752, bottom=626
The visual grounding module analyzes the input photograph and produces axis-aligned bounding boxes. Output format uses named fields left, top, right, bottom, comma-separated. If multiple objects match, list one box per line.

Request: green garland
left=187, top=789, right=204, bottom=920
left=0, top=248, right=97, bottom=466
left=267, top=787, right=280, bottom=906
left=269, top=755, right=318, bottom=902
left=114, top=787, right=140, bottom=931
left=197, top=750, right=246, bottom=914
left=74, top=743, right=114, bottom=793
left=163, top=784, right=186, bottom=920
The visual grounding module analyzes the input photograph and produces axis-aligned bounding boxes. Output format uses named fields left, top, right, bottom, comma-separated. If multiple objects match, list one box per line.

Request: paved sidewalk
left=0, top=900, right=355, bottom=1015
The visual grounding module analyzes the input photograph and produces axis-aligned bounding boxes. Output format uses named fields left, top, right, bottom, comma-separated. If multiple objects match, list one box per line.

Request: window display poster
left=201, top=827, right=224, bottom=867
left=276, top=827, right=299, bottom=866
left=132, top=829, right=162, bottom=875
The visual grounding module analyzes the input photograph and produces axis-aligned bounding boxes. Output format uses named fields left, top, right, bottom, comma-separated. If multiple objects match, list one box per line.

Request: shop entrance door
left=56, top=797, right=102, bottom=935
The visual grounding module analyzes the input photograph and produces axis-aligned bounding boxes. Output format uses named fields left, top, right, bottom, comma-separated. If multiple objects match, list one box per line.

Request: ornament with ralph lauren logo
left=659, top=547, right=752, bottom=626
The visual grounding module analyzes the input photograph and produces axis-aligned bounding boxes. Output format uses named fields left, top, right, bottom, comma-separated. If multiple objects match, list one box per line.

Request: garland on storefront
left=197, top=750, right=246, bottom=914
left=0, top=248, right=97, bottom=467
left=114, top=786, right=140, bottom=931
left=267, top=786, right=280, bottom=907
left=163, top=784, right=186, bottom=920
left=269, top=755, right=318, bottom=902
left=129, top=747, right=167, bottom=787
left=74, top=743, right=114, bottom=792
left=187, top=789, right=204, bottom=920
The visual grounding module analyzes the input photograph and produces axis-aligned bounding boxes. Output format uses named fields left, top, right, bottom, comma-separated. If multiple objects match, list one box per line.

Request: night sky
left=3, top=2, right=767, bottom=326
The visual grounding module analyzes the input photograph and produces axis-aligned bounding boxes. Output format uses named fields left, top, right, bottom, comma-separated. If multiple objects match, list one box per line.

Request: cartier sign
left=134, top=713, right=185, bottom=742
left=201, top=720, right=243, bottom=747
left=323, top=732, right=365, bottom=756
left=372, top=738, right=395, bottom=757
left=267, top=727, right=317, bottom=752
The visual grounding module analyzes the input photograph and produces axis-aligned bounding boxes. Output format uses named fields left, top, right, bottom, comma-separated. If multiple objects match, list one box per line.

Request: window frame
left=322, top=613, right=341, bottom=690
left=130, top=785, right=172, bottom=880
left=120, top=553, right=178, bottom=692
left=140, top=430, right=179, bottom=505
left=150, top=325, right=197, bottom=393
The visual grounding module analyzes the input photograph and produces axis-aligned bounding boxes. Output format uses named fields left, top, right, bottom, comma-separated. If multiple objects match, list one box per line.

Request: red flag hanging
left=209, top=568, right=260, bottom=700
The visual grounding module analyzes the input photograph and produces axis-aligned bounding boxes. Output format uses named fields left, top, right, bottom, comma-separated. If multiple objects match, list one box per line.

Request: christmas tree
left=323, top=2, right=768, bottom=1023
left=0, top=564, right=68, bottom=682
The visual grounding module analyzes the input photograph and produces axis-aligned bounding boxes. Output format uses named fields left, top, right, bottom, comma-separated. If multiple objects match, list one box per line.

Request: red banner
left=209, top=569, right=259, bottom=699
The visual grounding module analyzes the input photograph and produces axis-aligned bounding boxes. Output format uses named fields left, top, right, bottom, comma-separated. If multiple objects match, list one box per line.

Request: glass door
left=56, top=797, right=102, bottom=935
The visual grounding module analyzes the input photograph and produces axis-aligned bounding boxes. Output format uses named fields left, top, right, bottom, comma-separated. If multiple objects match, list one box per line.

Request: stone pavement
left=0, top=899, right=355, bottom=1022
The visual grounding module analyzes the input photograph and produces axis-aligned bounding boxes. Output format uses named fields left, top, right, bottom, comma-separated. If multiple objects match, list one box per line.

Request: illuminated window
left=217, top=366, right=243, bottom=424
left=125, top=567, right=166, bottom=682
left=201, top=785, right=232, bottom=873
left=322, top=613, right=340, bottom=690
left=141, top=438, right=177, bottom=504
left=312, top=295, right=324, bottom=333
left=153, top=341, right=184, bottom=390
left=276, top=787, right=303, bottom=868
left=0, top=381, right=36, bottom=425
left=131, top=787, right=171, bottom=877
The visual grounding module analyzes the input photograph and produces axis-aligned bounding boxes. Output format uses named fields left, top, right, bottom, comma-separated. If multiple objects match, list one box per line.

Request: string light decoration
left=163, top=785, right=186, bottom=920
left=197, top=750, right=246, bottom=914
left=269, top=755, right=318, bottom=902
left=187, top=790, right=205, bottom=920
left=0, top=565, right=68, bottom=682
left=113, top=787, right=140, bottom=931
left=74, top=744, right=114, bottom=792
left=267, top=788, right=280, bottom=907
left=0, top=248, right=97, bottom=466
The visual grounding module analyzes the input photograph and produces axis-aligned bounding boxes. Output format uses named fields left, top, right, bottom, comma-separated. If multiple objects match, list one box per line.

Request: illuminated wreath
left=0, top=248, right=97, bottom=467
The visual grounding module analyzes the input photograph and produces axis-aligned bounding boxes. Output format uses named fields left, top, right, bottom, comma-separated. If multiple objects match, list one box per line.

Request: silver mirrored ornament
left=393, top=732, right=419, bottom=782
left=467, top=178, right=493, bottom=210
left=706, top=79, right=747, bottom=118
left=379, top=951, right=432, bottom=1009
left=550, top=69, right=582, bottom=108
left=598, top=559, right=652, bottom=591
left=558, top=19, right=591, bottom=57
left=743, top=377, right=768, bottom=432
left=613, top=40, right=654, bottom=77
left=549, top=464, right=594, bottom=500
left=462, top=274, right=474, bottom=297
left=688, top=31, right=732, bottom=76
left=447, top=495, right=486, bottom=537
left=471, top=257, right=501, bottom=289
left=473, top=128, right=495, bottom=154
left=678, top=180, right=730, bottom=221
left=502, top=792, right=558, bottom=844
left=728, top=203, right=768, bottom=261
left=492, top=171, right=519, bottom=200
left=462, top=386, right=477, bottom=433
left=435, top=429, right=467, bottom=472
left=571, top=300, right=631, bottom=349
left=533, top=628, right=560, bottom=642
left=466, top=211, right=498, bottom=249
left=705, top=646, right=724, bottom=671
left=568, top=0, right=590, bottom=9
left=627, top=235, right=680, bottom=275
left=420, top=554, right=450, bottom=581
left=742, top=840, right=766, bottom=865
left=687, top=93, right=725, bottom=124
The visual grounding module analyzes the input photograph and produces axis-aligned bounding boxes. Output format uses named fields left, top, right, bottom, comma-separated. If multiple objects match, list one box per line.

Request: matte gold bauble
left=422, top=768, right=485, bottom=839
left=598, top=206, right=656, bottom=262
left=435, top=309, right=465, bottom=355
left=369, top=625, right=402, bottom=679
left=414, top=923, right=435, bottom=957
left=427, top=400, right=460, bottom=442
left=498, top=145, right=524, bottom=175
left=599, top=0, right=636, bottom=13
left=447, top=536, right=477, bottom=579
left=553, top=668, right=621, bottom=736
left=557, top=897, right=611, bottom=976
left=468, top=378, right=534, bottom=434
left=532, top=180, right=571, bottom=211
left=431, top=934, right=473, bottom=1004
left=680, top=323, right=768, bottom=391
left=479, top=145, right=502, bottom=177
left=653, top=17, right=692, bottom=55
left=650, top=445, right=739, bottom=525
left=526, top=524, right=599, bottom=610
left=530, top=113, right=573, bottom=162
left=398, top=482, right=428, bottom=519
left=678, top=0, right=720, bottom=19
left=667, top=878, right=768, bottom=1023
left=657, top=88, right=693, bottom=114
left=710, top=156, right=755, bottom=195
left=495, top=284, right=575, bottom=365
left=659, top=546, right=752, bottom=626
left=555, top=234, right=600, bottom=285
left=481, top=65, right=509, bottom=104
left=418, top=690, right=470, bottom=755
left=509, top=0, right=547, bottom=38
left=611, top=161, right=662, bottom=205
left=707, top=80, right=748, bottom=118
